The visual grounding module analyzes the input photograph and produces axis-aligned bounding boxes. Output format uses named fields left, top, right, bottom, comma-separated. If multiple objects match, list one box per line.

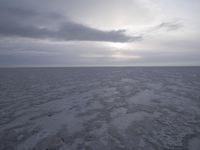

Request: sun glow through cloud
left=107, top=42, right=130, bottom=50
left=0, top=0, right=200, bottom=66
left=112, top=52, right=141, bottom=60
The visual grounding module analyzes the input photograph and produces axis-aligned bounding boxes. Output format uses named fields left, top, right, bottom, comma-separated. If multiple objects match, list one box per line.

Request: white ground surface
left=0, top=67, right=200, bottom=150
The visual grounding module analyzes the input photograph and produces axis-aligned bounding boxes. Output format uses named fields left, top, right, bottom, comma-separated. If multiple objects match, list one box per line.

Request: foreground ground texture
left=0, top=67, right=200, bottom=150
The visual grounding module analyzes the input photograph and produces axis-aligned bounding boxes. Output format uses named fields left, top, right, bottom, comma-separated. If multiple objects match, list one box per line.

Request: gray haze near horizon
left=0, top=0, right=200, bottom=66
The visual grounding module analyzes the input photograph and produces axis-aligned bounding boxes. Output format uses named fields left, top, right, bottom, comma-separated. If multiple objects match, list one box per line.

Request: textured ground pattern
left=0, top=67, right=200, bottom=150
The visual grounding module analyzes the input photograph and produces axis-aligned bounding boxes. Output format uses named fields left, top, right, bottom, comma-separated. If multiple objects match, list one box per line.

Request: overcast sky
left=0, top=0, right=200, bottom=66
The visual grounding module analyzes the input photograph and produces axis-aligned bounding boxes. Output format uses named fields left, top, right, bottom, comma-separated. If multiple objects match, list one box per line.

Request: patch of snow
left=112, top=111, right=151, bottom=130
left=127, top=89, right=156, bottom=105
left=188, top=137, right=200, bottom=150
left=110, top=107, right=127, bottom=118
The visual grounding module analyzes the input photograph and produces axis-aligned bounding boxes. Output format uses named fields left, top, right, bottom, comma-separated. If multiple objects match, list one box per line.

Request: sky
left=0, top=0, right=200, bottom=67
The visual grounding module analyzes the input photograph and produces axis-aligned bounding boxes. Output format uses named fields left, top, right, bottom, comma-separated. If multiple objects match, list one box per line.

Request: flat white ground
left=0, top=67, right=200, bottom=150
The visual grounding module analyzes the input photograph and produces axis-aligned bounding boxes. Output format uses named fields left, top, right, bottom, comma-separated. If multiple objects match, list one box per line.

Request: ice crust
left=0, top=67, right=200, bottom=150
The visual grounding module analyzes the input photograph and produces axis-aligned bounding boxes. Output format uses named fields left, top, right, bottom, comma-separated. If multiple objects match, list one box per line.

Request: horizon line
left=0, top=65, right=200, bottom=68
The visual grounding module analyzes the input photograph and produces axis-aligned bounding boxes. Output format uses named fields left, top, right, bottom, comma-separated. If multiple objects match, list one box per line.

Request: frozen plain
left=0, top=67, right=200, bottom=150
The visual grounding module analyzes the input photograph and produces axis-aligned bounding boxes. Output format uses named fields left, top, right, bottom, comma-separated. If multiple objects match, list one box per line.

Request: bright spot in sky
left=112, top=52, right=141, bottom=60
left=108, top=42, right=130, bottom=50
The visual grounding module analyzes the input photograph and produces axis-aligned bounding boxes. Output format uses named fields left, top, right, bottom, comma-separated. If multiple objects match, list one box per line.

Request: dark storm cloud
left=0, top=2, right=140, bottom=43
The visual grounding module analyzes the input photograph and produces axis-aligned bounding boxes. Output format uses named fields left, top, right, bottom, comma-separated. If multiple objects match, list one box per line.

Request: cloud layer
left=0, top=4, right=141, bottom=42
left=0, top=0, right=199, bottom=66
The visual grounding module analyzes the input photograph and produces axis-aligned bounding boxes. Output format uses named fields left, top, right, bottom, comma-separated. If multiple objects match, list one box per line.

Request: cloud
left=56, top=22, right=141, bottom=42
left=153, top=21, right=183, bottom=31
left=0, top=3, right=140, bottom=43
left=136, top=21, right=184, bottom=39
left=0, top=0, right=199, bottom=67
left=0, top=20, right=141, bottom=42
